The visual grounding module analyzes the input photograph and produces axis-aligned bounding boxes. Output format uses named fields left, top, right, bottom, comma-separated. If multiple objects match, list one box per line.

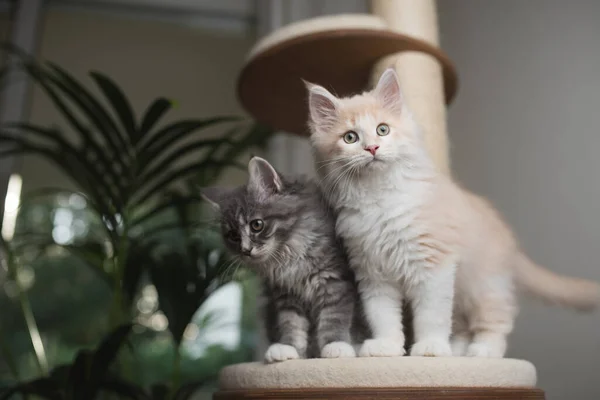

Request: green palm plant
left=0, top=48, right=271, bottom=319
left=0, top=48, right=273, bottom=397
left=0, top=324, right=142, bottom=400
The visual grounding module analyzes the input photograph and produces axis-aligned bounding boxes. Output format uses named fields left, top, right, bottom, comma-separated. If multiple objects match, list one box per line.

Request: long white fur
left=306, top=68, right=600, bottom=358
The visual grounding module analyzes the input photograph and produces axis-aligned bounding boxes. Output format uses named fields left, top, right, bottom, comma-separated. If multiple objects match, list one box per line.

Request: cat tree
left=214, top=1, right=545, bottom=399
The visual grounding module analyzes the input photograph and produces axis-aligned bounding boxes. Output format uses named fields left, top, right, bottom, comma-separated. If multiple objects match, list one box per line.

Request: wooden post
left=370, top=0, right=450, bottom=175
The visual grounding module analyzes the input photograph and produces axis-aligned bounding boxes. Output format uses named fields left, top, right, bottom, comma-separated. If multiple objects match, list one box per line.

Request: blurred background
left=0, top=1, right=598, bottom=399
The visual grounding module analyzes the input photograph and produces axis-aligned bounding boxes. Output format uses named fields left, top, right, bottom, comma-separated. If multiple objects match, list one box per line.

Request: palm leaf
left=65, top=350, right=92, bottom=399
left=137, top=138, right=227, bottom=182
left=99, top=377, right=151, bottom=400
left=90, top=323, right=133, bottom=378
left=139, top=98, right=172, bottom=139
left=0, top=378, right=62, bottom=400
left=172, top=382, right=205, bottom=400
left=130, top=194, right=204, bottom=228
left=5, top=122, right=126, bottom=206
left=44, top=62, right=129, bottom=171
left=0, top=135, right=110, bottom=215
left=90, top=71, right=137, bottom=144
left=0, top=328, right=20, bottom=381
left=137, top=117, right=239, bottom=157
left=132, top=160, right=232, bottom=207
left=62, top=242, right=112, bottom=285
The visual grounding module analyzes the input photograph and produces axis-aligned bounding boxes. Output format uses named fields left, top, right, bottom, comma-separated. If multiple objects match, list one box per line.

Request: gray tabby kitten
left=201, top=156, right=362, bottom=363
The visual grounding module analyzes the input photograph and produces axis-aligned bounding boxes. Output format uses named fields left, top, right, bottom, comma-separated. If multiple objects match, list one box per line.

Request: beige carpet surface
left=219, top=357, right=537, bottom=389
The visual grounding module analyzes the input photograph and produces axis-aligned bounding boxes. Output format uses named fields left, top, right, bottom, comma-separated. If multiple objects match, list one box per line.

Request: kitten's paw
left=321, top=341, right=356, bottom=358
left=410, top=338, right=452, bottom=357
left=450, top=335, right=471, bottom=357
left=264, top=343, right=300, bottom=363
left=466, top=343, right=504, bottom=358
left=359, top=338, right=406, bottom=357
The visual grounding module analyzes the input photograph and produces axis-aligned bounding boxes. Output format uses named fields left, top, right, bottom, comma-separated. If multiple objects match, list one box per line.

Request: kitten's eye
left=343, top=131, right=358, bottom=144
left=376, top=123, right=390, bottom=136
left=249, top=219, right=264, bottom=233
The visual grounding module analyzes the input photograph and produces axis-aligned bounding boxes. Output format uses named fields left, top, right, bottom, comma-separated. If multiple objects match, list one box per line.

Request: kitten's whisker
left=315, top=155, right=353, bottom=165
left=319, top=157, right=360, bottom=185
left=315, top=156, right=357, bottom=172
left=321, top=158, right=359, bottom=204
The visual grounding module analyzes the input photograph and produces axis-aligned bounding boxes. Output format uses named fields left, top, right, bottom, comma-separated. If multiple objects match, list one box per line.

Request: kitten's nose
left=365, top=145, right=379, bottom=156
left=242, top=248, right=253, bottom=256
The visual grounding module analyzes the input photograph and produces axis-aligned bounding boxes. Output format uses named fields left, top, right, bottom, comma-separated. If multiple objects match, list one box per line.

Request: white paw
left=264, top=343, right=300, bottom=363
left=450, top=335, right=471, bottom=357
left=410, top=338, right=452, bottom=357
left=359, top=338, right=406, bottom=357
left=321, top=341, right=356, bottom=358
left=466, top=343, right=504, bottom=358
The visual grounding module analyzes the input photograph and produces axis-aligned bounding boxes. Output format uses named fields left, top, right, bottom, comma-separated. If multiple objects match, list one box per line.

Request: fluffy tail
left=515, top=253, right=600, bottom=311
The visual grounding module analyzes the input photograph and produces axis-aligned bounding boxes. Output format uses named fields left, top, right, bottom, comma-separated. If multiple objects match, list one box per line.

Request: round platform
left=237, top=14, right=458, bottom=136
left=218, top=357, right=537, bottom=390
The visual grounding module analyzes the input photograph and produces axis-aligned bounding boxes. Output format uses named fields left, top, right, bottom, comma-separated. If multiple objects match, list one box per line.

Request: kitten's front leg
left=264, top=293, right=309, bottom=364
left=409, top=265, right=455, bottom=357
left=358, top=279, right=406, bottom=357
left=316, top=280, right=356, bottom=359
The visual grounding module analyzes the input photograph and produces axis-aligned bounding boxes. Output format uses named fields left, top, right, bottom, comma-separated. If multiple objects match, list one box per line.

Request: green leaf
left=137, top=138, right=228, bottom=182
left=130, top=194, right=204, bottom=228
left=149, top=384, right=169, bottom=400
left=90, top=323, right=134, bottom=378
left=90, top=71, right=137, bottom=142
left=149, top=238, right=230, bottom=344
left=137, top=117, right=240, bottom=156
left=0, top=130, right=116, bottom=217
left=43, top=62, right=130, bottom=179
left=0, top=328, right=20, bottom=381
left=218, top=122, right=274, bottom=162
left=99, top=376, right=150, bottom=400
left=173, top=382, right=205, bottom=400
left=49, top=364, right=72, bottom=386
left=122, top=241, right=152, bottom=306
left=62, top=242, right=112, bottom=285
left=0, top=378, right=62, bottom=400
left=196, top=122, right=274, bottom=186
left=4, top=122, right=126, bottom=207
left=65, top=350, right=93, bottom=399
left=139, top=98, right=172, bottom=139
left=132, top=160, right=232, bottom=207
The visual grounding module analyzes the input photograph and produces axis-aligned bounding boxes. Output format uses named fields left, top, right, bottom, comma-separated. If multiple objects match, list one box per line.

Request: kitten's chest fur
left=332, top=173, right=432, bottom=285
left=263, top=249, right=346, bottom=306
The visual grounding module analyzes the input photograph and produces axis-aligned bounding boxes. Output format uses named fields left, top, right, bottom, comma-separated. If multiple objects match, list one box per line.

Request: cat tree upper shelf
left=237, top=14, right=458, bottom=137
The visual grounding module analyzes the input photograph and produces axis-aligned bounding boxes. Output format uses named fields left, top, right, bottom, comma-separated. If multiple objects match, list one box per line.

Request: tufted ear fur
left=248, top=156, right=282, bottom=200
left=305, top=81, right=339, bottom=129
left=374, top=68, right=403, bottom=113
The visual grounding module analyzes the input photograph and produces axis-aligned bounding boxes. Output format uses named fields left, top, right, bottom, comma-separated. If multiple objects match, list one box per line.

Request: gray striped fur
left=202, top=157, right=366, bottom=360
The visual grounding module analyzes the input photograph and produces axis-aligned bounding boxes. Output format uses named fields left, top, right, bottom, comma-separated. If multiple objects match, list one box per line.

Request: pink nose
left=365, top=145, right=380, bottom=156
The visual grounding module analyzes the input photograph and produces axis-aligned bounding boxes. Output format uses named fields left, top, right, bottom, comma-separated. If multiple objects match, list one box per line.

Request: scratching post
left=370, top=0, right=450, bottom=175
left=217, top=4, right=547, bottom=400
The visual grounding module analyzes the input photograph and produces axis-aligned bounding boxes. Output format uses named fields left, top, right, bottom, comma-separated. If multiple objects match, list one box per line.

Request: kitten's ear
left=374, top=68, right=403, bottom=112
left=248, top=156, right=282, bottom=197
left=305, top=81, right=339, bottom=127
left=200, top=186, right=232, bottom=210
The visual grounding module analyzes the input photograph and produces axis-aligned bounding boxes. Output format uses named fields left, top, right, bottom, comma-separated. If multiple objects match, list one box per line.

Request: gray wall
left=438, top=1, right=600, bottom=399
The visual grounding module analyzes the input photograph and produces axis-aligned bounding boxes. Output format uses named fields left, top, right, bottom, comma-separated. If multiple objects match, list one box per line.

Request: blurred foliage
left=0, top=47, right=272, bottom=398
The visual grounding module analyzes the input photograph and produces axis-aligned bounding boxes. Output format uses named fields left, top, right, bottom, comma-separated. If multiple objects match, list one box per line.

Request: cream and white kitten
left=306, top=68, right=600, bottom=358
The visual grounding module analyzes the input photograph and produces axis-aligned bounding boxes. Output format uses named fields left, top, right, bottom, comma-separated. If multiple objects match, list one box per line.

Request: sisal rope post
left=370, top=0, right=450, bottom=175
